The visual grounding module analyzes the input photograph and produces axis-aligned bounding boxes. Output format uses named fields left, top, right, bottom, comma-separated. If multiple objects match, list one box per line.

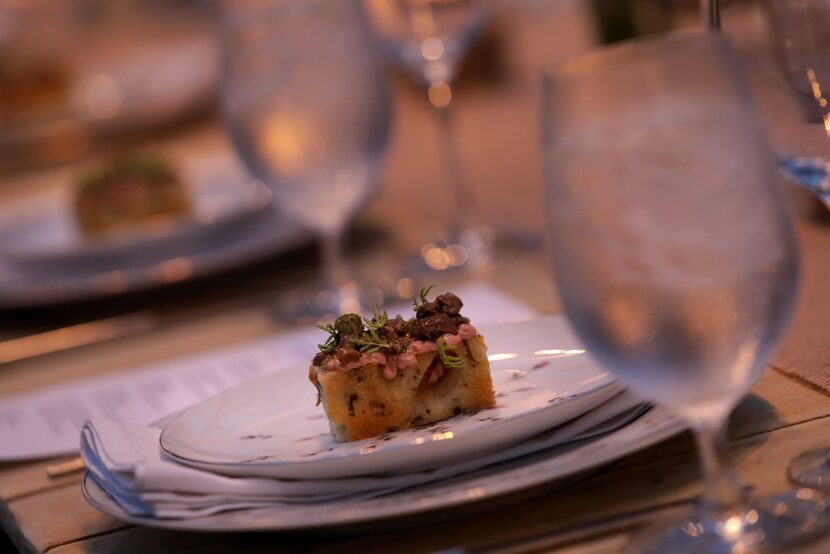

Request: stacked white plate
left=83, top=317, right=686, bottom=532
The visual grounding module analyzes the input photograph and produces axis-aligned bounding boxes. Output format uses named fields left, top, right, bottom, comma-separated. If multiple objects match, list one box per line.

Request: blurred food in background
left=74, top=154, right=190, bottom=237
left=0, top=0, right=218, bottom=172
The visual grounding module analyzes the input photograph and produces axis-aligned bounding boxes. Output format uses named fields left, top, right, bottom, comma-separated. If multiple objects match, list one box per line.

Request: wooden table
left=4, top=2, right=830, bottom=552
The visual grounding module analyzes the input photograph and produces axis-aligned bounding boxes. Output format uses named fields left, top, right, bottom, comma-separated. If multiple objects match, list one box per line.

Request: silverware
left=46, top=457, right=86, bottom=479
left=0, top=312, right=159, bottom=366
left=0, top=281, right=294, bottom=366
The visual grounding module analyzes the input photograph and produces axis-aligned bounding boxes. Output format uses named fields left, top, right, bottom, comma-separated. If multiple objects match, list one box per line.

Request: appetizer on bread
left=309, top=287, right=495, bottom=442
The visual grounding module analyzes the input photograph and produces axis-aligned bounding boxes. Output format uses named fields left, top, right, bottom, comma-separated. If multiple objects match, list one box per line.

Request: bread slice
left=309, top=335, right=494, bottom=442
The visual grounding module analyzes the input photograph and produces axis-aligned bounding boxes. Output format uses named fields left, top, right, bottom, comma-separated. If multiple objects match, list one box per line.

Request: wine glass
left=220, top=0, right=392, bottom=317
left=542, top=30, right=829, bottom=552
left=767, top=0, right=830, bottom=123
left=766, top=0, right=830, bottom=214
left=366, top=0, right=495, bottom=271
left=765, top=0, right=830, bottom=489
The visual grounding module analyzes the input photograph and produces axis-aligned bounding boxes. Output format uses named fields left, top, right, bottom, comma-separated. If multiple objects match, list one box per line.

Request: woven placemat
left=772, top=220, right=830, bottom=393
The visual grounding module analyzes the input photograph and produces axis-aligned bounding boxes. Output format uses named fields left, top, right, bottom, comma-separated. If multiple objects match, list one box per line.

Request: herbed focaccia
left=308, top=287, right=495, bottom=442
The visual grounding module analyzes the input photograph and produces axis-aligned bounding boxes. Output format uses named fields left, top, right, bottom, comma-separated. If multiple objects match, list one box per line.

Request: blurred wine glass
left=220, top=0, right=392, bottom=317
left=366, top=0, right=495, bottom=271
left=768, top=0, right=830, bottom=124
left=767, top=0, right=830, bottom=487
left=542, top=31, right=828, bottom=552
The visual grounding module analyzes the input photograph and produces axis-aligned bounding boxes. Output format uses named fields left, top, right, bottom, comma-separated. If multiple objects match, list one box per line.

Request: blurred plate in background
left=0, top=0, right=218, bottom=171
left=0, top=127, right=311, bottom=309
left=0, top=203, right=308, bottom=309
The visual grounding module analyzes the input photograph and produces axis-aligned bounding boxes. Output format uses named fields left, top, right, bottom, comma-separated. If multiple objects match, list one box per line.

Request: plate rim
left=159, top=376, right=619, bottom=471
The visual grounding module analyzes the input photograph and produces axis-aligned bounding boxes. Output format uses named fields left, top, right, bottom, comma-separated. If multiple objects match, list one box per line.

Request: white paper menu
left=0, top=282, right=537, bottom=461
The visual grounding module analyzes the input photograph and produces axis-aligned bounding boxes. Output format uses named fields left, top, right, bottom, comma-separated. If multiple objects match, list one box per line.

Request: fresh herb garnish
left=413, top=285, right=435, bottom=311
left=437, top=337, right=465, bottom=368
left=352, top=306, right=391, bottom=353
left=316, top=291, right=466, bottom=360
left=316, top=307, right=394, bottom=355
left=316, top=323, right=338, bottom=354
left=348, top=336, right=392, bottom=354
left=363, top=305, right=389, bottom=335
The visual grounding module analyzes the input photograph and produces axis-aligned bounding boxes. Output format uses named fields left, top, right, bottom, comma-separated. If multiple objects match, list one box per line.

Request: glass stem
left=692, top=418, right=745, bottom=514
left=320, top=229, right=348, bottom=292
left=432, top=99, right=476, bottom=237
left=702, top=0, right=721, bottom=30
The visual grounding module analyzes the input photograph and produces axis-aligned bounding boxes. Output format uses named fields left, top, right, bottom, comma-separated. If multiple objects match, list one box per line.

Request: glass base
left=275, top=282, right=387, bottom=324
left=628, top=490, right=830, bottom=553
left=418, top=225, right=496, bottom=272
left=416, top=225, right=543, bottom=274
left=790, top=447, right=830, bottom=489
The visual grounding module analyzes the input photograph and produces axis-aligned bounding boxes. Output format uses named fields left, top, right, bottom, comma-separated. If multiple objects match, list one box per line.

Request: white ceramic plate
left=0, top=147, right=311, bottom=308
left=160, top=318, right=619, bottom=480
left=85, top=404, right=686, bottom=532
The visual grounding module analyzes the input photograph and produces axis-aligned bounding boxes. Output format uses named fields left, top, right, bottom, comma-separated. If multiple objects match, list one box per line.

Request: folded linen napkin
left=82, top=392, right=647, bottom=519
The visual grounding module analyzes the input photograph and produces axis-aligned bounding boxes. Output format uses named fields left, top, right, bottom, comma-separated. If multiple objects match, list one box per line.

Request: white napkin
left=81, top=392, right=647, bottom=519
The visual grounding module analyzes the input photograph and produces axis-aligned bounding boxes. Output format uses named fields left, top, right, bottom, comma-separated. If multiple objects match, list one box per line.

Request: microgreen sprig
left=353, top=305, right=392, bottom=353
left=363, top=305, right=389, bottom=335
left=437, top=338, right=465, bottom=368
left=316, top=323, right=338, bottom=354
left=413, top=285, right=435, bottom=311
left=348, top=336, right=392, bottom=354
